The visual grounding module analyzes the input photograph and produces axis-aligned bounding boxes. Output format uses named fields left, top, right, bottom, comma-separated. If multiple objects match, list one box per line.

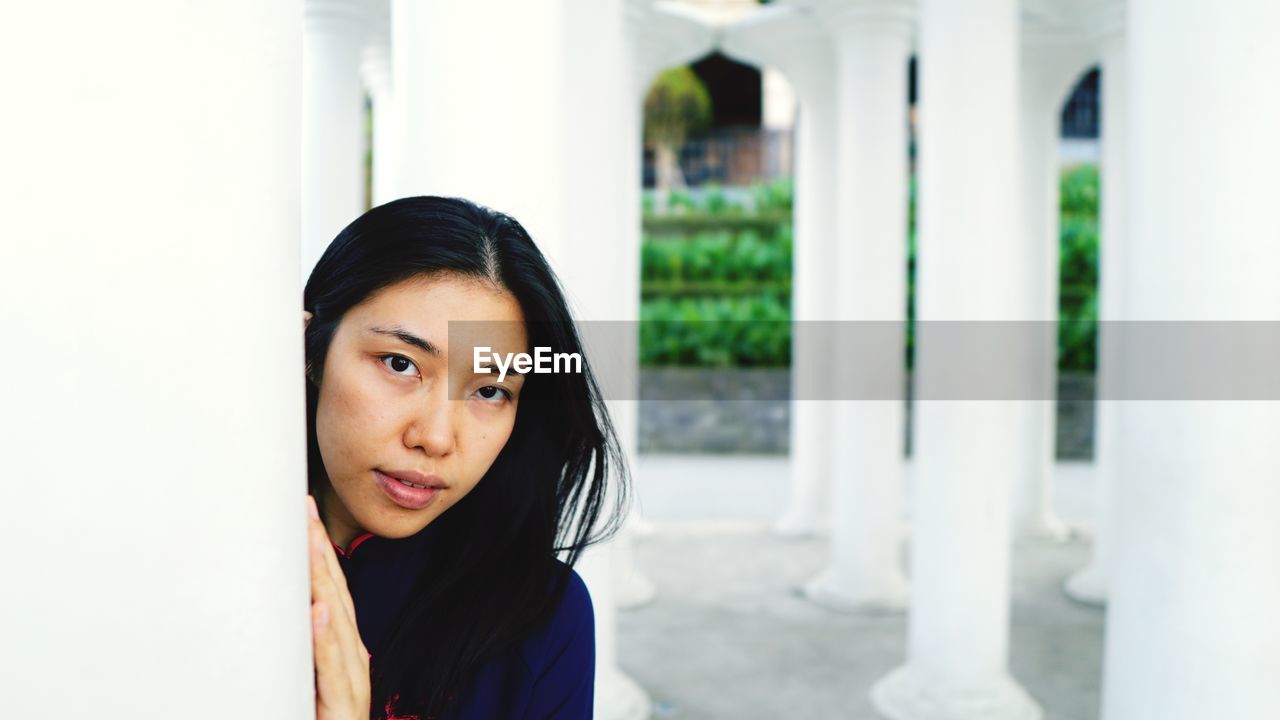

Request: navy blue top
left=332, top=527, right=595, bottom=719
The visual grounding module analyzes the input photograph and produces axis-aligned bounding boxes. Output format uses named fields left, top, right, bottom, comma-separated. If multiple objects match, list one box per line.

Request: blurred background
left=270, top=0, right=1280, bottom=717
left=312, top=3, right=1117, bottom=713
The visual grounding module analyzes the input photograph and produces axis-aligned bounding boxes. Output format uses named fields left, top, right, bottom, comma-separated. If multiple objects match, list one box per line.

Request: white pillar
left=361, top=0, right=399, bottom=206
left=394, top=3, right=706, bottom=717
left=393, top=0, right=574, bottom=259
left=803, top=0, right=914, bottom=612
left=762, top=67, right=796, bottom=131
left=303, top=0, right=369, bottom=278
left=721, top=5, right=839, bottom=541
left=1065, top=20, right=1125, bottom=606
left=1011, top=37, right=1094, bottom=542
left=564, top=0, right=657, bottom=616
left=779, top=75, right=838, bottom=539
left=1100, top=1, right=1280, bottom=717
left=0, top=2, right=304, bottom=716
left=871, top=0, right=1042, bottom=717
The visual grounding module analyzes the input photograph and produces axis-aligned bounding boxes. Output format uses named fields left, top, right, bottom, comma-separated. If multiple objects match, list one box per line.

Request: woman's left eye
left=475, top=385, right=513, bottom=405
left=379, top=354, right=419, bottom=377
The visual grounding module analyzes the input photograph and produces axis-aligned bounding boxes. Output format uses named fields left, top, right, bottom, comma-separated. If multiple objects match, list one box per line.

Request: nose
left=404, top=383, right=456, bottom=457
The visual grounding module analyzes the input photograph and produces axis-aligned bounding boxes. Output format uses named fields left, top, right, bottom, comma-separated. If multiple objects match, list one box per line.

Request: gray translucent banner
left=447, top=320, right=1280, bottom=401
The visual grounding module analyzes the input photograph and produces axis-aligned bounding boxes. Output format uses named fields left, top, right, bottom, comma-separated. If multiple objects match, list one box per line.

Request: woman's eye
left=475, top=385, right=513, bottom=405
left=379, top=354, right=419, bottom=377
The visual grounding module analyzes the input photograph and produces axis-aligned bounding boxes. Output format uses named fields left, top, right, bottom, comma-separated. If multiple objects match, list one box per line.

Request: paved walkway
left=617, top=455, right=1105, bottom=719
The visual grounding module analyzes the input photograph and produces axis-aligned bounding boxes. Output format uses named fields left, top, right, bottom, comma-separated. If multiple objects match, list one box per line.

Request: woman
left=301, top=196, right=630, bottom=719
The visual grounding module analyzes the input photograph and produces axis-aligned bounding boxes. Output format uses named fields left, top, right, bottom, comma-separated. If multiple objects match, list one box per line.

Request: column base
left=596, top=667, right=652, bottom=720
left=615, top=564, right=657, bottom=609
left=772, top=506, right=828, bottom=538
left=1014, top=511, right=1074, bottom=543
left=1063, top=563, right=1107, bottom=607
left=871, top=665, right=1043, bottom=720
left=800, top=566, right=909, bottom=614
left=613, top=520, right=657, bottom=609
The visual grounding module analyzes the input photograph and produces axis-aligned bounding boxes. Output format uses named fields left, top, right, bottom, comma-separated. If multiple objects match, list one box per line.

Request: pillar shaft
left=872, top=0, right=1042, bottom=716
left=1011, top=44, right=1093, bottom=540
left=0, top=1, right=304, bottom=715
left=361, top=0, right=398, bottom=206
left=303, top=0, right=368, bottom=277
left=394, top=0, right=568, bottom=259
left=721, top=7, right=840, bottom=538
left=815, top=15, right=913, bottom=609
left=783, top=76, right=838, bottom=536
left=1101, top=0, right=1280, bottom=717
left=393, top=3, right=685, bottom=717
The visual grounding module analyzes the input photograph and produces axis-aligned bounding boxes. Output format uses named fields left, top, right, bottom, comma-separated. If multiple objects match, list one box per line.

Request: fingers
left=312, top=600, right=358, bottom=718
left=307, top=495, right=360, bottom=634
left=308, top=496, right=372, bottom=718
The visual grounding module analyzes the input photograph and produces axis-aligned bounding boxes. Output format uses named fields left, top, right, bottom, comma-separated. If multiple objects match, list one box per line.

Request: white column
left=303, top=0, right=369, bottom=278
left=721, top=5, right=839, bottom=541
left=1011, top=38, right=1094, bottom=542
left=0, top=2, right=304, bottom=716
left=779, top=75, right=838, bottom=539
left=394, top=3, right=696, bottom=717
left=1065, top=22, right=1125, bottom=606
left=361, top=0, right=399, bottom=206
left=394, top=0, right=572, bottom=258
left=803, top=1, right=914, bottom=612
left=1100, top=0, right=1280, bottom=717
left=871, top=0, right=1042, bottom=717
left=565, top=0, right=657, bottom=617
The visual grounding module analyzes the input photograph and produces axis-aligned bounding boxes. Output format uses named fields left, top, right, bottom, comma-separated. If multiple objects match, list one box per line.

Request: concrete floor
left=617, top=455, right=1105, bottom=720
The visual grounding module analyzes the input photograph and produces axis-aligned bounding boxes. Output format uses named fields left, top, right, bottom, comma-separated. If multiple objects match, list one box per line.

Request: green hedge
left=1058, top=164, right=1100, bottom=372
left=641, top=226, right=792, bottom=290
left=640, top=295, right=790, bottom=366
left=639, top=169, right=1101, bottom=372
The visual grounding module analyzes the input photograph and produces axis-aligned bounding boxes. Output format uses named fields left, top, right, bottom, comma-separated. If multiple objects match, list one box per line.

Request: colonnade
left=305, top=1, right=1280, bottom=718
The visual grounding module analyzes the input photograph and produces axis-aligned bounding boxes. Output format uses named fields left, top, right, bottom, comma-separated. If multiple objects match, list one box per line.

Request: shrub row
left=639, top=167, right=1101, bottom=372
left=640, top=295, right=791, bottom=367
left=641, top=227, right=792, bottom=287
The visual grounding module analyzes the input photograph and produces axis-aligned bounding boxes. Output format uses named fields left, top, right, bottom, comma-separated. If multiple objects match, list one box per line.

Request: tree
left=644, top=66, right=712, bottom=215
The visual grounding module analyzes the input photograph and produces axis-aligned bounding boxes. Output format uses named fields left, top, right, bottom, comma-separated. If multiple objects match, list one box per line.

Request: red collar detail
left=331, top=531, right=376, bottom=559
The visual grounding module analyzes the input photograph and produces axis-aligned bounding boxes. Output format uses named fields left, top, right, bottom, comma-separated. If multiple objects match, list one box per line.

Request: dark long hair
left=302, top=196, right=630, bottom=719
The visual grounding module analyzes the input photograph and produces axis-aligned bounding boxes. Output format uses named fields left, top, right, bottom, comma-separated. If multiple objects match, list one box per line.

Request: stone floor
left=616, top=455, right=1105, bottom=720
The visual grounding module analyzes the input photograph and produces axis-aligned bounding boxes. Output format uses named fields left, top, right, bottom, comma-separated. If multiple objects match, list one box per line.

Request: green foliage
left=637, top=168, right=1102, bottom=374
left=640, top=295, right=791, bottom=367
left=1060, top=164, right=1099, bottom=216
left=643, top=66, right=712, bottom=149
left=1058, top=164, right=1100, bottom=372
left=752, top=177, right=793, bottom=214
left=639, top=178, right=793, bottom=366
left=640, top=227, right=792, bottom=288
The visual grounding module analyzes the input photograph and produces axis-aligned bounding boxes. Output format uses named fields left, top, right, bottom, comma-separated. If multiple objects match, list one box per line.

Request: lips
left=374, top=469, right=445, bottom=511
left=377, top=468, right=447, bottom=490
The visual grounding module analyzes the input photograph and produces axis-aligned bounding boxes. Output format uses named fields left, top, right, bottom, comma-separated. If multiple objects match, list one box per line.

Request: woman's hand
left=308, top=494, right=371, bottom=720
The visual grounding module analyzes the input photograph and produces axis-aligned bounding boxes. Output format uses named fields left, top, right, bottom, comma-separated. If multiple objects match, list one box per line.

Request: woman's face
left=306, top=273, right=528, bottom=546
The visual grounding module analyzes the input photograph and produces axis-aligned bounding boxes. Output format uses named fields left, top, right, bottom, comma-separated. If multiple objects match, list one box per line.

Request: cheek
left=316, top=365, right=386, bottom=472
left=461, top=410, right=517, bottom=472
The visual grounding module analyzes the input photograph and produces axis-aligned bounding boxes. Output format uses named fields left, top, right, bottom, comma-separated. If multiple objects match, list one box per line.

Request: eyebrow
left=366, top=325, right=443, bottom=358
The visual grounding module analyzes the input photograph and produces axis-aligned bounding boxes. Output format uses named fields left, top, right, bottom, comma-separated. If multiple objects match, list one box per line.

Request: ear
left=303, top=310, right=313, bottom=331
